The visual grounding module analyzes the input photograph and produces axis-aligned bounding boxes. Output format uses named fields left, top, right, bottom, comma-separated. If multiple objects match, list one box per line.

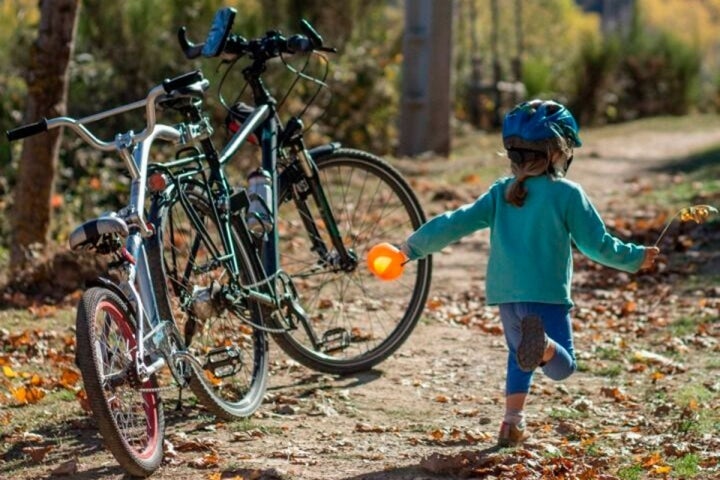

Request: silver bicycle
left=6, top=71, right=268, bottom=476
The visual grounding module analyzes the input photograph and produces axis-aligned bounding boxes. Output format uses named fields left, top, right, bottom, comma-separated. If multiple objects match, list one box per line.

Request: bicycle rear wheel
left=147, top=182, right=268, bottom=420
left=75, top=287, right=164, bottom=477
left=275, top=148, right=432, bottom=374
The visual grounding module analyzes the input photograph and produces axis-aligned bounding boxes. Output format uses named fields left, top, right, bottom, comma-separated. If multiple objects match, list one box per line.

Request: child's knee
left=544, top=361, right=577, bottom=381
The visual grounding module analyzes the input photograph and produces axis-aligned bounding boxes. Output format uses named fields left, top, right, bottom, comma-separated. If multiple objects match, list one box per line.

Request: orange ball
left=367, top=242, right=406, bottom=281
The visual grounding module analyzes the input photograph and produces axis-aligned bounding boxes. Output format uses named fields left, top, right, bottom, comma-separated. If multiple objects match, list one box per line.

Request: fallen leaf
left=12, top=386, right=45, bottom=405
left=76, top=390, right=92, bottom=413
left=653, top=465, right=672, bottom=474
left=50, top=458, right=78, bottom=476
left=3, top=365, right=18, bottom=378
left=23, top=445, right=54, bottom=462
left=58, top=368, right=80, bottom=389
left=188, top=452, right=220, bottom=469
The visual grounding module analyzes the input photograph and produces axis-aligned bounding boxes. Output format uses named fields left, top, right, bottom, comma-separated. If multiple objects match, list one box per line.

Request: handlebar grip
left=162, top=70, right=204, bottom=93
left=6, top=118, right=48, bottom=141
left=287, top=35, right=313, bottom=53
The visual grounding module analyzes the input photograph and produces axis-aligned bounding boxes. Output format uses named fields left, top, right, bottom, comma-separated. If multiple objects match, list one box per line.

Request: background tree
left=10, top=0, right=81, bottom=270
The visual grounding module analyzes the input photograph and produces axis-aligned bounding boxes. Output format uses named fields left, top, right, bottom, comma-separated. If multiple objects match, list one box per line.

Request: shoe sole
left=516, top=315, right=546, bottom=372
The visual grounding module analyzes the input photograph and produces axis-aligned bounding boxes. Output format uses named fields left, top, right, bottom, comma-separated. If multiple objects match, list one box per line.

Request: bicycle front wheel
left=75, top=287, right=164, bottom=477
left=275, top=148, right=432, bottom=374
left=146, top=183, right=268, bottom=420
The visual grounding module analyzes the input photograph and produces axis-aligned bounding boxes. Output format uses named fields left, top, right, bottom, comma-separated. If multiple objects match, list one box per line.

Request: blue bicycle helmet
left=502, top=100, right=582, bottom=153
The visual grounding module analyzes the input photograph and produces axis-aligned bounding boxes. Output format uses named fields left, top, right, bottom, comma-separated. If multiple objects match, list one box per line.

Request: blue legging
left=499, top=302, right=577, bottom=395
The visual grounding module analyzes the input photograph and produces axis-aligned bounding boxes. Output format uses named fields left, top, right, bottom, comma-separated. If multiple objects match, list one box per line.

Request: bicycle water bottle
left=246, top=168, right=273, bottom=234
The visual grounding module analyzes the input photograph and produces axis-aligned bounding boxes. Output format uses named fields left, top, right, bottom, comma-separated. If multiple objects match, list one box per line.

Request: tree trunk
left=10, top=0, right=80, bottom=270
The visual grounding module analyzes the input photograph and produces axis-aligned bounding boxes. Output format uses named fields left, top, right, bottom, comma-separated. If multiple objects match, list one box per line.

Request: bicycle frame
left=7, top=77, right=215, bottom=385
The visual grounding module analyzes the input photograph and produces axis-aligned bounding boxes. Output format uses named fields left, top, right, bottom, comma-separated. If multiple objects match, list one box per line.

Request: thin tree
left=10, top=0, right=81, bottom=270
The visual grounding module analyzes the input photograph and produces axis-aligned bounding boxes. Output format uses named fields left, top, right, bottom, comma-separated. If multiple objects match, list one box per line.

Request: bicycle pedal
left=204, top=347, right=243, bottom=378
left=320, top=328, right=351, bottom=353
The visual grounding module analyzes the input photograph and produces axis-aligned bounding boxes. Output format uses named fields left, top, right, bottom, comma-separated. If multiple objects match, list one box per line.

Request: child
left=399, top=100, right=659, bottom=447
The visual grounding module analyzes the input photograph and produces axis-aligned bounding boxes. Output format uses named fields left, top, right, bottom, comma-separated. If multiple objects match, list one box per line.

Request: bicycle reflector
left=367, top=242, right=407, bottom=281
left=148, top=173, right=168, bottom=193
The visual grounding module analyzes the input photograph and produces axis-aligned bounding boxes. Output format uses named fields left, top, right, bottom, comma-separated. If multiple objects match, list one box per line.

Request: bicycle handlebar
left=6, top=118, right=48, bottom=141
left=5, top=70, right=205, bottom=149
left=178, top=16, right=336, bottom=61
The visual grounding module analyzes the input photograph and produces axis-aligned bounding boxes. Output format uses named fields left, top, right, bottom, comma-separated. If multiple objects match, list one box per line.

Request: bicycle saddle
left=69, top=215, right=129, bottom=252
left=157, top=79, right=210, bottom=107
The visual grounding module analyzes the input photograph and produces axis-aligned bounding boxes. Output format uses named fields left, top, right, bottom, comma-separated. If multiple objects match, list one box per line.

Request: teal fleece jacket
left=405, top=175, right=646, bottom=306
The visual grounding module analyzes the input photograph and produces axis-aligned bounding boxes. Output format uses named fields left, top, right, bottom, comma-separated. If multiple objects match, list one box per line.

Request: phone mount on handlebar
left=202, top=7, right=236, bottom=57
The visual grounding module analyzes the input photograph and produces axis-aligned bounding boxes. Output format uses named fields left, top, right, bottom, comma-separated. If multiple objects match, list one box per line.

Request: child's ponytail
left=505, top=149, right=552, bottom=207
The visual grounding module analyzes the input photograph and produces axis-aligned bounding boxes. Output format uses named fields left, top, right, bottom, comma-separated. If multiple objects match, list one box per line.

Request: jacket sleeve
left=566, top=184, right=646, bottom=272
left=405, top=185, right=496, bottom=260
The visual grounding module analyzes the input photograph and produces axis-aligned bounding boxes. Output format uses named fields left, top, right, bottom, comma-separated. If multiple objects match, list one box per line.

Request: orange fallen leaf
left=189, top=452, right=220, bottom=469
left=76, top=390, right=92, bottom=413
left=58, top=368, right=80, bottom=389
left=621, top=300, right=637, bottom=316
left=28, top=304, right=57, bottom=318
left=12, top=386, right=45, bottom=405
left=643, top=452, right=662, bottom=468
left=23, top=445, right=54, bottom=462
left=426, top=298, right=444, bottom=311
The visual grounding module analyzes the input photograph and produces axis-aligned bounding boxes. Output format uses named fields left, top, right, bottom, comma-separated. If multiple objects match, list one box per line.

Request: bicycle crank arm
left=137, top=356, right=166, bottom=382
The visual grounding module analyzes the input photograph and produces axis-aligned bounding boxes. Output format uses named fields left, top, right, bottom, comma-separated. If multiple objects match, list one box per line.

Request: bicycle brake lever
left=178, top=26, right=205, bottom=59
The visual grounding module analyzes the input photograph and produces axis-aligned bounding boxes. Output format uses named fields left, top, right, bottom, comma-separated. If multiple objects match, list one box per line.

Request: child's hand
left=640, top=246, right=660, bottom=270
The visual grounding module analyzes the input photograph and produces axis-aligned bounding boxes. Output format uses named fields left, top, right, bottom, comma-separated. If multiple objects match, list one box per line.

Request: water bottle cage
left=247, top=193, right=273, bottom=234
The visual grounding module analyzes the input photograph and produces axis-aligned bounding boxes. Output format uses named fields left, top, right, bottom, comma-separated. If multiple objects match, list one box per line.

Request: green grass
left=705, top=358, right=720, bottom=370
left=644, top=143, right=720, bottom=208
left=672, top=384, right=719, bottom=435
left=668, top=316, right=702, bottom=337
left=548, top=407, right=588, bottom=421
left=593, top=364, right=623, bottom=378
left=617, top=464, right=644, bottom=480
left=596, top=346, right=622, bottom=361
left=670, top=453, right=700, bottom=478
left=674, top=384, right=714, bottom=407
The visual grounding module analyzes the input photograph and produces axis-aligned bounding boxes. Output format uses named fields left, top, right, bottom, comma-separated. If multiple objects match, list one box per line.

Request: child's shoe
left=516, top=314, right=547, bottom=372
left=497, top=421, right=529, bottom=447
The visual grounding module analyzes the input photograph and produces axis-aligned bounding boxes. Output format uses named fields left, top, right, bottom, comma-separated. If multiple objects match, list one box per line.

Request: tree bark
left=10, top=0, right=80, bottom=270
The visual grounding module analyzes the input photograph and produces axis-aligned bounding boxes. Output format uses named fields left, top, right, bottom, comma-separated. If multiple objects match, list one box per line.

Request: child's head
left=501, top=100, right=582, bottom=207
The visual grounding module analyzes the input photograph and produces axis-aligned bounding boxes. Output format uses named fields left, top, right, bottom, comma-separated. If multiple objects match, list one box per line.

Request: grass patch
left=616, top=464, right=644, bottom=480
left=593, top=364, right=623, bottom=378
left=672, top=384, right=719, bottom=435
left=596, top=346, right=622, bottom=361
left=668, top=316, right=701, bottom=337
left=704, top=358, right=720, bottom=370
left=647, top=143, right=720, bottom=208
left=674, top=384, right=714, bottom=407
left=548, top=407, right=588, bottom=421
left=670, top=453, right=700, bottom=478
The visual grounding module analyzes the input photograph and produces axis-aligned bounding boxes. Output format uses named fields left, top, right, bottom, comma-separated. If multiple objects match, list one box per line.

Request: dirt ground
left=2, top=119, right=720, bottom=479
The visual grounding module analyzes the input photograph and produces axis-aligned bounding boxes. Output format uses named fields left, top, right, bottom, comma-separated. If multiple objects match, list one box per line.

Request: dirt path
left=3, top=121, right=720, bottom=480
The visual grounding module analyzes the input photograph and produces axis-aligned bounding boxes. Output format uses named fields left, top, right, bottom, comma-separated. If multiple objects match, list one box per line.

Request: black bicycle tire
left=272, top=148, right=432, bottom=374
left=75, top=287, right=165, bottom=477
left=146, top=184, right=269, bottom=420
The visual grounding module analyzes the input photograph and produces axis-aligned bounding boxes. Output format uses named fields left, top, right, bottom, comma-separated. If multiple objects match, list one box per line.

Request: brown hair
left=505, top=144, right=570, bottom=207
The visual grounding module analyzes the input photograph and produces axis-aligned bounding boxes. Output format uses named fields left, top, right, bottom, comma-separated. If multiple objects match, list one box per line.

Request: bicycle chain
left=138, top=384, right=178, bottom=394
